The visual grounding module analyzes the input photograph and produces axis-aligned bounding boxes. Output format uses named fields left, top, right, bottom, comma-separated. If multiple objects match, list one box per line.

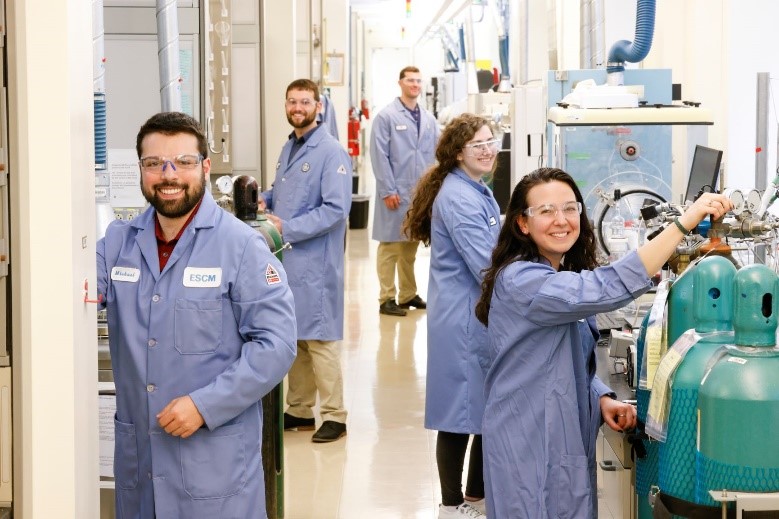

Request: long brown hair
left=403, top=113, right=495, bottom=244
left=475, top=168, right=599, bottom=325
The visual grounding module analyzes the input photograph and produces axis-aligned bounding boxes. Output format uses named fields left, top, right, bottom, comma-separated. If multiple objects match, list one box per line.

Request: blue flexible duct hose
left=499, top=36, right=510, bottom=79
left=606, top=0, right=655, bottom=73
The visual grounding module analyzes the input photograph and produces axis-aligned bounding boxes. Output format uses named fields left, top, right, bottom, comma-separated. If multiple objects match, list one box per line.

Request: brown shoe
left=379, top=299, right=407, bottom=316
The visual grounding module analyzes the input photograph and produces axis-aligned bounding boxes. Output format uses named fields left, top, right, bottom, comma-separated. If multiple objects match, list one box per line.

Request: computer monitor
left=685, top=145, right=723, bottom=202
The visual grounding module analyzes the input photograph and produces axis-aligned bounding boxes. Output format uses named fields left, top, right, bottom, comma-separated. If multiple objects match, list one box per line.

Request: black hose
left=596, top=188, right=667, bottom=256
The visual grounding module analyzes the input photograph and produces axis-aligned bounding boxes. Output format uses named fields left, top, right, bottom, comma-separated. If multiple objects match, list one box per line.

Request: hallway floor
left=282, top=227, right=616, bottom=518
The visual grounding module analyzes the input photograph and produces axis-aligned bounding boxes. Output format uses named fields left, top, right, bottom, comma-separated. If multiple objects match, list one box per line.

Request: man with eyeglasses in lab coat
left=97, top=111, right=297, bottom=518
left=261, top=78, right=353, bottom=443
left=371, top=65, right=441, bottom=316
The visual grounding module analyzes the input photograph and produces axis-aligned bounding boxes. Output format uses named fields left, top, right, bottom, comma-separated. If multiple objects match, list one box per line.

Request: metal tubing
left=156, top=0, right=182, bottom=112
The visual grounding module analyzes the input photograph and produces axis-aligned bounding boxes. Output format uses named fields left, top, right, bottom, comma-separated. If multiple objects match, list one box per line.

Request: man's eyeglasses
left=463, top=138, right=501, bottom=156
left=139, top=154, right=204, bottom=173
left=285, top=98, right=316, bottom=108
left=523, top=201, right=582, bottom=221
left=402, top=78, right=423, bottom=85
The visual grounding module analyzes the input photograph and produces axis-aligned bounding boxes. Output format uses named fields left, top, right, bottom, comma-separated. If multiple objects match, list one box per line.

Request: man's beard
left=142, top=173, right=206, bottom=218
left=286, top=109, right=317, bottom=129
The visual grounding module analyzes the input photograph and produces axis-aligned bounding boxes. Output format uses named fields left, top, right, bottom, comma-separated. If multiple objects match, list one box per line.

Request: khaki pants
left=377, top=241, right=419, bottom=304
left=286, top=339, right=347, bottom=424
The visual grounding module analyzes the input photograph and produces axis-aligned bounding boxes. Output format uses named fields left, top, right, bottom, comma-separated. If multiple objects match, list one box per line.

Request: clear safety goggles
left=463, top=138, right=501, bottom=156
left=523, top=201, right=582, bottom=221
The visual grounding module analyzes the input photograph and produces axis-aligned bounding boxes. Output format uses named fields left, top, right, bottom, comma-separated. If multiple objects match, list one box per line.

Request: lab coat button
left=152, top=294, right=160, bottom=303
left=147, top=339, right=156, bottom=347
left=148, top=472, right=152, bottom=479
left=146, top=384, right=155, bottom=393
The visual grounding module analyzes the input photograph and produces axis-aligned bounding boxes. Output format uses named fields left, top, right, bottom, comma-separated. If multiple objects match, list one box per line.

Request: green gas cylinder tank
left=667, top=264, right=697, bottom=346
left=658, top=256, right=736, bottom=505
left=252, top=213, right=285, bottom=260
left=696, top=264, right=779, bottom=506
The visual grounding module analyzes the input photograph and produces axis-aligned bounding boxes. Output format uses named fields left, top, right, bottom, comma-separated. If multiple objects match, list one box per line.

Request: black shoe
left=379, top=299, right=407, bottom=316
left=283, top=412, right=315, bottom=431
left=311, top=420, right=347, bottom=443
left=398, top=295, right=426, bottom=309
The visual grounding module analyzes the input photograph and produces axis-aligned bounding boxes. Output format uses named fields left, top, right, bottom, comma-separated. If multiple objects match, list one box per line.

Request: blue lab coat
left=97, top=191, right=297, bottom=519
left=370, top=98, right=439, bottom=242
left=425, top=169, right=501, bottom=433
left=263, top=125, right=352, bottom=341
left=318, top=94, right=339, bottom=139
left=483, top=252, right=652, bottom=519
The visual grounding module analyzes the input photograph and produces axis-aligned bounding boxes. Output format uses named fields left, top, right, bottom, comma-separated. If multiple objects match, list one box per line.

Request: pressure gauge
left=723, top=188, right=745, bottom=215
left=746, top=189, right=763, bottom=213
left=216, top=175, right=234, bottom=195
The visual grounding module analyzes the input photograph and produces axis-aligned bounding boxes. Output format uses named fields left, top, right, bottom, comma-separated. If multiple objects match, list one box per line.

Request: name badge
left=111, top=267, right=140, bottom=283
left=183, top=267, right=222, bottom=288
left=395, top=125, right=408, bottom=131
left=489, top=216, right=497, bottom=226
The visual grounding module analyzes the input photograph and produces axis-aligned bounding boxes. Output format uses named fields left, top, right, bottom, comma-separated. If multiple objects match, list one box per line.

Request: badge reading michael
left=265, top=264, right=281, bottom=285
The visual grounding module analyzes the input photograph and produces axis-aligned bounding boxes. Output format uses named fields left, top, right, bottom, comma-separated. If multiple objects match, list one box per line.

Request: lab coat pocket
left=174, top=298, right=222, bottom=354
left=114, top=416, right=139, bottom=490
left=555, top=454, right=590, bottom=519
left=283, top=246, right=313, bottom=287
left=181, top=421, right=246, bottom=499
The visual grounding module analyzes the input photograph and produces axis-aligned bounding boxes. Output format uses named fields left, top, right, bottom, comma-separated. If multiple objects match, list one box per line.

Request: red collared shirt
left=154, top=199, right=203, bottom=271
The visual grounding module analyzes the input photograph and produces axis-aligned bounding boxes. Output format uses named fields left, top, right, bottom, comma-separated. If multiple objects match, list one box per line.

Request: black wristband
left=673, top=217, right=690, bottom=235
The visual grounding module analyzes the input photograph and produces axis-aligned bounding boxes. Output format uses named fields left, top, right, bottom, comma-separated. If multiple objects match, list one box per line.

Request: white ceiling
left=349, top=0, right=448, bottom=44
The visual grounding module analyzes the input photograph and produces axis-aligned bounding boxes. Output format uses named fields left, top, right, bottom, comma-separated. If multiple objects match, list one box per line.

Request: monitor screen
left=685, top=145, right=723, bottom=202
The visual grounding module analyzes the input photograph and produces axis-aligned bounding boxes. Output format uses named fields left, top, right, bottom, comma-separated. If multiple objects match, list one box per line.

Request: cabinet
left=598, top=427, right=636, bottom=519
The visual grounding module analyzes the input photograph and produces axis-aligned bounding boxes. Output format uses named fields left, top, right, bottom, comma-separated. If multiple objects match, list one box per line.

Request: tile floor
left=281, top=227, right=617, bottom=518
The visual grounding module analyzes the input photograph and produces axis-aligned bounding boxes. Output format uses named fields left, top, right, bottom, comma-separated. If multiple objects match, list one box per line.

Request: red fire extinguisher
left=348, top=107, right=360, bottom=157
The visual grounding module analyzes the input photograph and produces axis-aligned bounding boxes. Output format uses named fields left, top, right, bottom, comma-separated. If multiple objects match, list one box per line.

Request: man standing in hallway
left=370, top=65, right=440, bottom=316
left=261, top=79, right=353, bottom=443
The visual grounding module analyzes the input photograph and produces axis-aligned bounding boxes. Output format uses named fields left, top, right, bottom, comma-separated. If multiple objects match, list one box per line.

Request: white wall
left=260, top=1, right=296, bottom=189
left=7, top=1, right=99, bottom=517
left=646, top=0, right=779, bottom=191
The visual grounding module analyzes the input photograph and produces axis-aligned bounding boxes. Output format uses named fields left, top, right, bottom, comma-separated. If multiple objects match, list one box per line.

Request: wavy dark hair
left=403, top=113, right=496, bottom=244
left=475, top=168, right=599, bottom=325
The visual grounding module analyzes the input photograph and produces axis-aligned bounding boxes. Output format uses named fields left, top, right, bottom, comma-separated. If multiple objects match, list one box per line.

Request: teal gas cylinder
left=658, top=256, right=736, bottom=506
left=667, top=265, right=697, bottom=346
left=696, top=264, right=779, bottom=506
left=635, top=312, right=659, bottom=519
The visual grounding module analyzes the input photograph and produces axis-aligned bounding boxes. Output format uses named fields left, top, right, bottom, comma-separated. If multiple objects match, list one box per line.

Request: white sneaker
left=438, top=502, right=487, bottom=519
left=464, top=498, right=486, bottom=514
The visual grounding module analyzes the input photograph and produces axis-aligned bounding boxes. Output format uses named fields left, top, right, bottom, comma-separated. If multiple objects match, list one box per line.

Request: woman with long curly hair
left=474, top=168, right=733, bottom=518
left=403, top=113, right=501, bottom=519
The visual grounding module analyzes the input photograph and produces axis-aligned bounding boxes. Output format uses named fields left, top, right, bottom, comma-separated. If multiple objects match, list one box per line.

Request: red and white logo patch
left=265, top=264, right=281, bottom=285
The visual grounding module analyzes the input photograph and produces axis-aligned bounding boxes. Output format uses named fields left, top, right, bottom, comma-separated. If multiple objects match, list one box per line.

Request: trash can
left=349, top=194, right=370, bottom=229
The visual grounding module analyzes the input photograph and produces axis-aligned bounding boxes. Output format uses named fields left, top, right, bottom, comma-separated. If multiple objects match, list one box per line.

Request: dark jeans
left=436, top=431, right=484, bottom=506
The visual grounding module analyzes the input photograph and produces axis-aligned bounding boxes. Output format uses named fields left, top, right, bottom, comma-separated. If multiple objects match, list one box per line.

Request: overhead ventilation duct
left=606, top=0, right=655, bottom=85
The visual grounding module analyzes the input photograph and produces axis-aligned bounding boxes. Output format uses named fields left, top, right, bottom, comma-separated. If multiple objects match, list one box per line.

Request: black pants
left=436, top=431, right=484, bottom=506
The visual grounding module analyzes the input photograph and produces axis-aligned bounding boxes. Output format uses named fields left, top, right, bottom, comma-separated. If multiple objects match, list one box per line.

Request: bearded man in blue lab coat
left=370, top=65, right=440, bottom=317
left=97, top=112, right=297, bottom=519
left=260, top=78, right=353, bottom=443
